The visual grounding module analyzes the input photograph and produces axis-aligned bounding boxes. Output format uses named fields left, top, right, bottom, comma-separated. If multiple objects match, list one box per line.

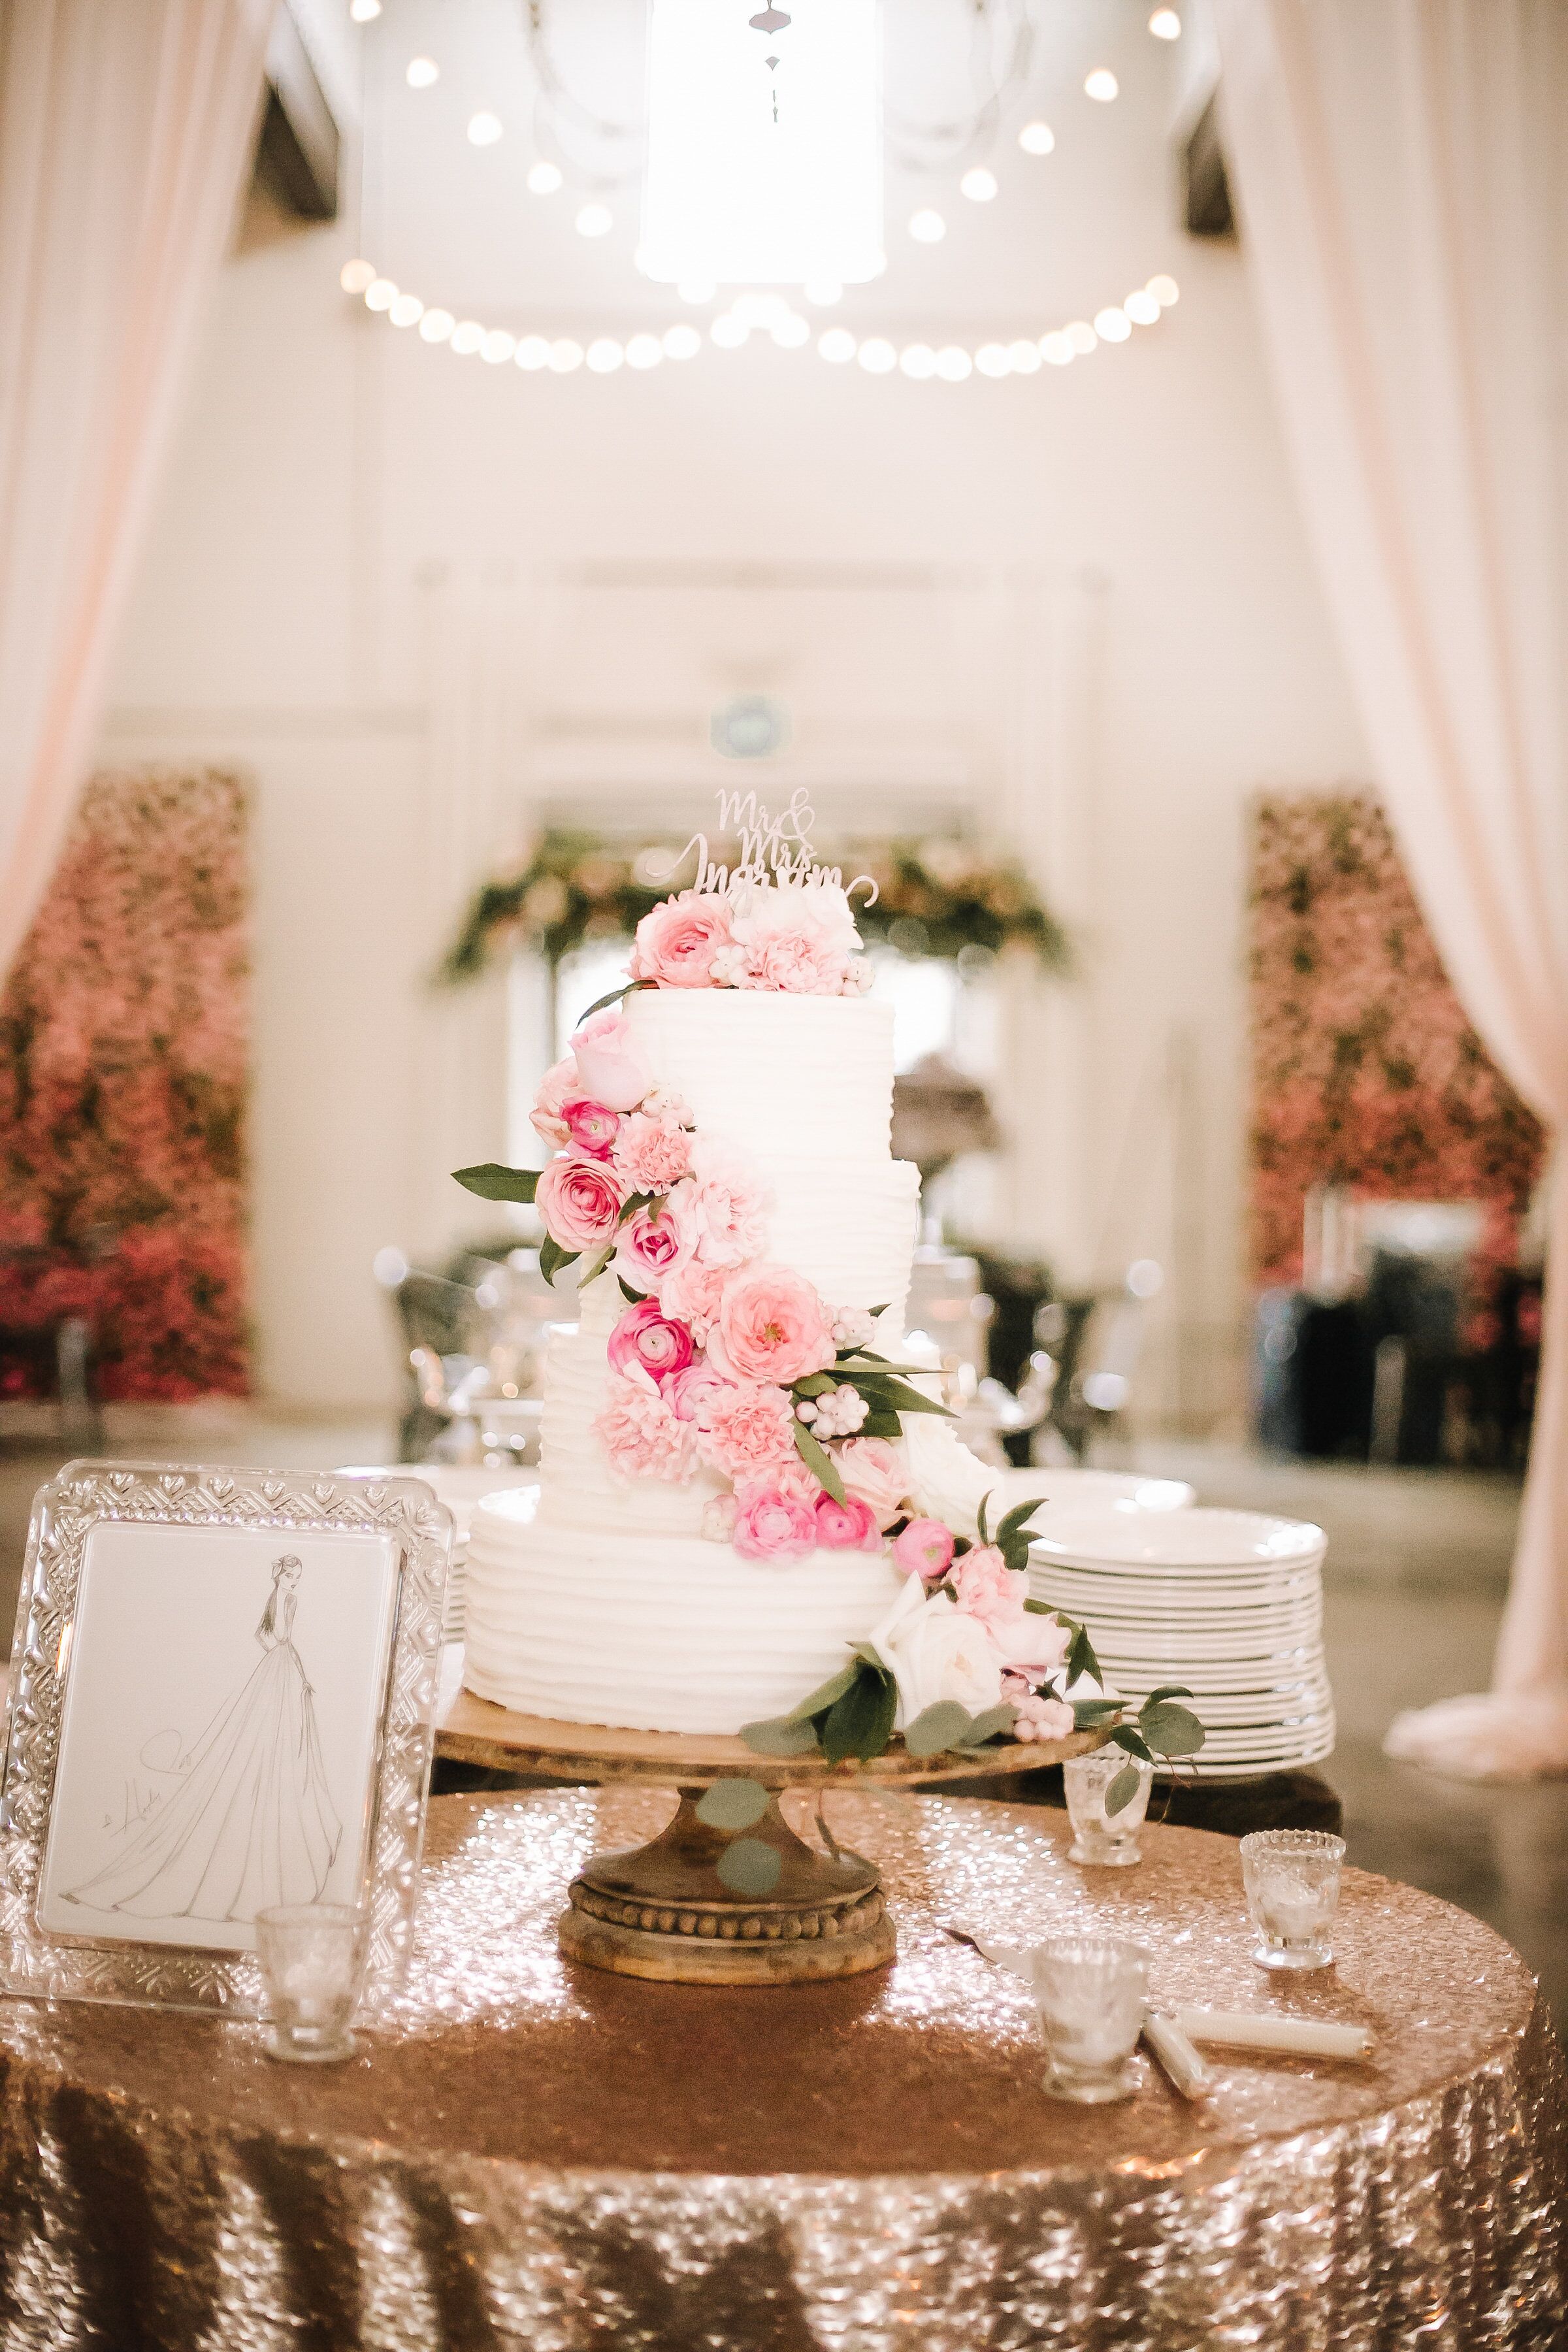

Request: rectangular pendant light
left=638, top=0, right=883, bottom=287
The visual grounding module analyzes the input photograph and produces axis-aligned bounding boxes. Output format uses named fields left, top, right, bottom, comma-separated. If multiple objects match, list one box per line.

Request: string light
left=576, top=204, right=613, bottom=238
left=467, top=112, right=504, bottom=147
left=348, top=0, right=381, bottom=20
left=342, top=263, right=1179, bottom=385
left=1018, top=120, right=1054, bottom=155
left=909, top=209, right=946, bottom=244
left=1084, top=68, right=1119, bottom=101
left=405, top=56, right=439, bottom=89
left=1149, top=8, right=1182, bottom=37
left=804, top=279, right=843, bottom=306
left=527, top=161, right=563, bottom=195
left=959, top=167, right=998, bottom=202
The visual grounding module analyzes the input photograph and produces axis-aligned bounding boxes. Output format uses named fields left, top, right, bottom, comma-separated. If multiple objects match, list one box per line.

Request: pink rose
left=613, top=1193, right=696, bottom=1288
left=531, top=1054, right=579, bottom=1148
left=606, top=1298, right=694, bottom=1383
left=732, top=1486, right=819, bottom=1561
left=612, top=1109, right=693, bottom=1193
left=951, top=1544, right=1026, bottom=1638
left=731, top=883, right=861, bottom=998
left=593, top=1373, right=696, bottom=1482
left=996, top=1609, right=1073, bottom=1675
left=629, top=890, right=736, bottom=988
left=687, top=1138, right=772, bottom=1268
left=536, top=1155, right=626, bottom=1254
left=893, top=1517, right=956, bottom=1580
left=572, top=1011, right=650, bottom=1113
left=1013, top=1693, right=1076, bottom=1744
left=664, top=1360, right=732, bottom=1423
left=833, top=1436, right=911, bottom=1529
left=814, top=1493, right=884, bottom=1551
left=659, top=1254, right=732, bottom=1342
left=694, top=1380, right=797, bottom=1481
left=713, top=1264, right=836, bottom=1386
left=743, top=923, right=848, bottom=996
left=562, top=1099, right=620, bottom=1159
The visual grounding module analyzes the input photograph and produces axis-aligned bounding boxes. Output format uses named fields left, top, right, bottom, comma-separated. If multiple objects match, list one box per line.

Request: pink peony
left=562, top=1099, right=620, bottom=1159
left=536, top=1154, right=626, bottom=1254
left=814, top=1493, right=884, bottom=1551
left=996, top=1609, right=1073, bottom=1675
left=531, top=1054, right=578, bottom=1147
left=664, top=1360, right=732, bottom=1423
left=613, top=1193, right=696, bottom=1288
left=713, top=1264, right=836, bottom=1386
left=951, top=1544, right=1027, bottom=1638
left=572, top=1011, right=650, bottom=1112
left=593, top=1374, right=696, bottom=1482
left=694, top=1380, right=798, bottom=1481
left=743, top=923, right=847, bottom=995
left=1013, top=1693, right=1076, bottom=1744
left=687, top=1138, right=772, bottom=1268
left=894, top=1517, right=956, bottom=1581
left=730, top=883, right=862, bottom=998
left=606, top=1298, right=694, bottom=1383
left=612, top=1109, right=693, bottom=1193
left=833, top=1436, right=911, bottom=1529
left=659, top=1254, right=733, bottom=1342
left=736, top=1458, right=823, bottom=1512
left=629, top=890, right=736, bottom=988
left=732, top=1486, right=819, bottom=1561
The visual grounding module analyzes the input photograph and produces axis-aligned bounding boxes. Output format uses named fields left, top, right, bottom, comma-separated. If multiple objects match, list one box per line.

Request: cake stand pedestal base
left=436, top=1660, right=1103, bottom=1987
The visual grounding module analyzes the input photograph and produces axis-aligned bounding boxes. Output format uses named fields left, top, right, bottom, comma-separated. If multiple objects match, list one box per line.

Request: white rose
left=870, top=1576, right=1005, bottom=1729
left=902, top=1416, right=1000, bottom=1543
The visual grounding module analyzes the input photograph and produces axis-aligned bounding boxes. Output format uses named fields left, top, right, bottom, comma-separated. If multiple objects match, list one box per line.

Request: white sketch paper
left=37, top=1522, right=399, bottom=1952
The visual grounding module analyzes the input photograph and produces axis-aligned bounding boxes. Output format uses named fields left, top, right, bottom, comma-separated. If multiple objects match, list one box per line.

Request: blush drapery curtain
left=0, top=0, right=272, bottom=981
left=1211, top=0, right=1568, bottom=1776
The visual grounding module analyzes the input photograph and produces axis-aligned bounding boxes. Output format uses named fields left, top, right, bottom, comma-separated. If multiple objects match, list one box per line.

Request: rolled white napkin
left=1176, top=2008, right=1373, bottom=2060
left=1141, top=2011, right=1213, bottom=2097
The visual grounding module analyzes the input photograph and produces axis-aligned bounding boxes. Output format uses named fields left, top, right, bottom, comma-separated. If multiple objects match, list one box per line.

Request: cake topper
left=653, top=787, right=877, bottom=905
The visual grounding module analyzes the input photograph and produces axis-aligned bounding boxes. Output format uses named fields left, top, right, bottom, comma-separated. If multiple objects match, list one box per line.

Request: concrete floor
left=2, top=1407, right=1564, bottom=2032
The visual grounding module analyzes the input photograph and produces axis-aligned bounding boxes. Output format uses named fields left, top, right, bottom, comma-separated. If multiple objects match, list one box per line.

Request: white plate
left=1029, top=1506, right=1325, bottom=1572
left=996, top=1467, right=1197, bottom=1513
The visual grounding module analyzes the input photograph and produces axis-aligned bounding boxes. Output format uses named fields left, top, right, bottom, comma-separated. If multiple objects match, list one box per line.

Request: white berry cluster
left=830, top=1306, right=877, bottom=1350
left=795, top=1384, right=869, bottom=1437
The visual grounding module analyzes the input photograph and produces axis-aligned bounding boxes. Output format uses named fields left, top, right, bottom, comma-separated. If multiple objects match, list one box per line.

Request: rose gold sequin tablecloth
left=0, top=1789, right=1562, bottom=2351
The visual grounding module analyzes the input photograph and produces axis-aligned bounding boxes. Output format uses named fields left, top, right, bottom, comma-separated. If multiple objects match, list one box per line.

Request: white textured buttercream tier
left=464, top=1486, right=904, bottom=1733
left=623, top=988, right=896, bottom=1167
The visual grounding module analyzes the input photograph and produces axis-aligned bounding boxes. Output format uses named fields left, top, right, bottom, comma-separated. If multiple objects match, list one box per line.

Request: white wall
left=100, top=0, right=1367, bottom=1418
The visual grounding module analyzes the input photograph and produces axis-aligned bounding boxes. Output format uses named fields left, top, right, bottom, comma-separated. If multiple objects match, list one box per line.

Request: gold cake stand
left=436, top=1662, right=1105, bottom=1985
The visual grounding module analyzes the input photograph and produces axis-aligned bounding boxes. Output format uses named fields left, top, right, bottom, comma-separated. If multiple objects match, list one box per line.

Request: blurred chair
left=1030, top=1283, right=1150, bottom=1462
left=0, top=1242, right=105, bottom=1450
left=376, top=1243, right=558, bottom=1465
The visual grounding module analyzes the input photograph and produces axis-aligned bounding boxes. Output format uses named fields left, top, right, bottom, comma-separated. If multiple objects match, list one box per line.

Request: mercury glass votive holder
left=1032, top=1936, right=1151, bottom=2104
left=1064, top=1745, right=1153, bottom=1866
left=1240, top=1830, right=1345, bottom=1971
left=255, top=1903, right=368, bottom=2063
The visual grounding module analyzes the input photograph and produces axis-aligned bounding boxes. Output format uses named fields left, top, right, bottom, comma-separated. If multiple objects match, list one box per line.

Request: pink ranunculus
left=1013, top=1693, right=1076, bottom=1744
left=562, top=1098, right=621, bottom=1159
left=687, top=1137, right=772, bottom=1268
left=694, top=1380, right=798, bottom=1481
left=593, top=1374, right=696, bottom=1482
left=893, top=1517, right=956, bottom=1581
left=606, top=1298, right=694, bottom=1384
left=612, top=1108, right=693, bottom=1193
left=713, top=1264, right=836, bottom=1386
left=951, top=1544, right=1027, bottom=1638
left=732, top=1485, right=819, bottom=1561
left=996, top=1608, right=1073, bottom=1675
left=613, top=1192, right=696, bottom=1288
left=571, top=1010, right=651, bottom=1113
left=536, top=1154, right=626, bottom=1254
left=629, top=889, right=736, bottom=988
left=664, top=1360, right=732, bottom=1424
left=814, top=1493, right=884, bottom=1551
left=833, top=1436, right=911, bottom=1529
left=736, top=1458, right=822, bottom=1512
left=531, top=1053, right=579, bottom=1147
left=658, top=1253, right=733, bottom=1343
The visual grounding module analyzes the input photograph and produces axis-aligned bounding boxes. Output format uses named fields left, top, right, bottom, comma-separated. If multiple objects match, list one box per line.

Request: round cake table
left=0, top=1789, right=1561, bottom=2352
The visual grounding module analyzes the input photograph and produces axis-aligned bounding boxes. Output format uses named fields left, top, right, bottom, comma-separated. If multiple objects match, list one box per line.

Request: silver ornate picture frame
left=0, top=1462, right=451, bottom=2018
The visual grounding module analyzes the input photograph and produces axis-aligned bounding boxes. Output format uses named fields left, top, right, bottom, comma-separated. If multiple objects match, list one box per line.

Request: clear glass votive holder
left=255, top=1903, right=368, bottom=2063
left=1064, top=1745, right=1153, bottom=1867
left=1032, top=1936, right=1151, bottom=2104
left=1240, top=1830, right=1345, bottom=1971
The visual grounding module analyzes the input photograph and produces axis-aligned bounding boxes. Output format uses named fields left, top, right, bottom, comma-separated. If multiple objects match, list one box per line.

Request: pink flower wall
left=1250, top=794, right=1546, bottom=1297
left=0, top=770, right=250, bottom=1399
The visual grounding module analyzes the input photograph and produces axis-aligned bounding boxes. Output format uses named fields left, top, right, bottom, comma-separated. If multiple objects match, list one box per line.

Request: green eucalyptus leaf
left=574, top=1239, right=616, bottom=1289
left=615, top=1190, right=653, bottom=1226
left=452, top=1162, right=541, bottom=1203
left=1138, top=1700, right=1205, bottom=1757
left=538, top=1234, right=577, bottom=1283
left=903, top=1701, right=975, bottom=1759
left=977, top=1493, right=992, bottom=1544
left=740, top=1714, right=823, bottom=1757
left=617, top=1276, right=643, bottom=1304
left=996, top=1497, right=1047, bottom=1545
left=1103, top=1763, right=1144, bottom=1818
left=821, top=1660, right=898, bottom=1765
left=793, top=1421, right=847, bottom=1503
left=716, top=1838, right=782, bottom=1898
left=1071, top=1697, right=1122, bottom=1723
left=696, top=1778, right=772, bottom=1831
left=964, top=1702, right=1019, bottom=1746
left=1111, top=1723, right=1154, bottom=1763
left=1022, top=1597, right=1058, bottom=1616
left=857, top=1407, right=904, bottom=1441
left=782, top=1660, right=859, bottom=1722
left=578, top=977, right=651, bottom=1020
left=1144, top=1684, right=1194, bottom=1705
left=792, top=1372, right=839, bottom=1398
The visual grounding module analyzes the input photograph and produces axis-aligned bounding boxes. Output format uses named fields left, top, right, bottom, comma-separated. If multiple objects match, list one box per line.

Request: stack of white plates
left=338, top=1464, right=538, bottom=1645
left=990, top=1465, right=1196, bottom=1514
left=1027, top=1507, right=1333, bottom=1779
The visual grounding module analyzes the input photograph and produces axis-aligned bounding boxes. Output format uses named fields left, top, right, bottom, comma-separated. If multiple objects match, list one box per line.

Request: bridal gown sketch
left=66, top=1554, right=342, bottom=1923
